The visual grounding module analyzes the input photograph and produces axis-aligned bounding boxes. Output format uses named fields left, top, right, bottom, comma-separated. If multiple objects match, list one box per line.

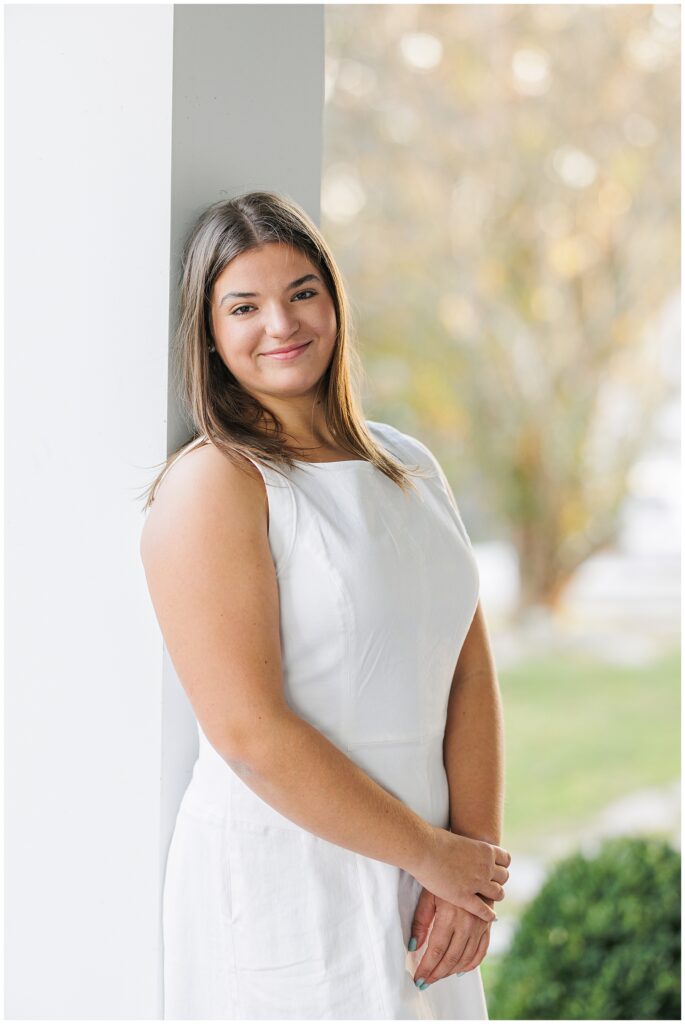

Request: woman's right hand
left=412, top=826, right=511, bottom=923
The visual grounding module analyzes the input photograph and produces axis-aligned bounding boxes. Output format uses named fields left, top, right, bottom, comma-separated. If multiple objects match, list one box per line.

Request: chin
left=260, top=375, right=327, bottom=399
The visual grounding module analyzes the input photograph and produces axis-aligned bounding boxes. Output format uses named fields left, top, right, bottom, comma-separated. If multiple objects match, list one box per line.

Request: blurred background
left=322, top=4, right=680, bottom=1018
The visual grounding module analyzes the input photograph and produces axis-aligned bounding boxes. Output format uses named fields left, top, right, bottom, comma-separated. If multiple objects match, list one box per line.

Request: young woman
left=140, top=190, right=510, bottom=1020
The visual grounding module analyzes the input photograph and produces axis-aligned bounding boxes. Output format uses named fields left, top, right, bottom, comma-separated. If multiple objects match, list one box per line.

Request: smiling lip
left=262, top=341, right=312, bottom=361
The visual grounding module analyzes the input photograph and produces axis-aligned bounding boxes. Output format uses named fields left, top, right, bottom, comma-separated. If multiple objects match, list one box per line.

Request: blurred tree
left=323, top=3, right=679, bottom=613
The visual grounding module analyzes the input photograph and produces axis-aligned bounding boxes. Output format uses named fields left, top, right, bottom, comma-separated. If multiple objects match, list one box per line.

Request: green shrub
left=489, top=836, right=680, bottom=1020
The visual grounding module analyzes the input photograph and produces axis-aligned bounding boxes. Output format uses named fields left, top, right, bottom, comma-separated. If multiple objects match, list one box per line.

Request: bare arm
left=443, top=599, right=505, bottom=850
left=140, top=444, right=506, bottom=919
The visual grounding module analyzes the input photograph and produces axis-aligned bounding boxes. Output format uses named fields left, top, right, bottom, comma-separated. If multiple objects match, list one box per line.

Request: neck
left=253, top=391, right=338, bottom=452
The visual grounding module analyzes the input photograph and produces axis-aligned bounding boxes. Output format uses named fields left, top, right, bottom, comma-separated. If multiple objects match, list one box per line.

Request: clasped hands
left=408, top=888, right=496, bottom=991
left=408, top=827, right=511, bottom=991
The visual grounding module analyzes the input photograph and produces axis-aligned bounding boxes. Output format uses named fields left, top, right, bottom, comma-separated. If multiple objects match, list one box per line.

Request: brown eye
left=230, top=291, right=316, bottom=316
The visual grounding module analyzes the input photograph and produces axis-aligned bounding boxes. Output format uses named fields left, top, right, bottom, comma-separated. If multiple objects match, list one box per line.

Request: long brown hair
left=139, top=190, right=427, bottom=511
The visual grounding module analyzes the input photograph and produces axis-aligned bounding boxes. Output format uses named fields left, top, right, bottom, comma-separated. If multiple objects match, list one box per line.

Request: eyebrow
left=218, top=273, right=322, bottom=308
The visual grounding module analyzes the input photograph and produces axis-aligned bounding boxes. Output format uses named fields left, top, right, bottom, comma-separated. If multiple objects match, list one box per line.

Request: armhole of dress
left=431, top=458, right=473, bottom=550
left=238, top=454, right=298, bottom=579
left=376, top=424, right=474, bottom=551
left=415, top=436, right=472, bottom=549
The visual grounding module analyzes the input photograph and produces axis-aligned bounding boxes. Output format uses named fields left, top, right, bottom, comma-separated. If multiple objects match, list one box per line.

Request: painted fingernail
left=457, top=972, right=466, bottom=977
left=419, top=981, right=430, bottom=990
left=408, top=936, right=417, bottom=951
left=415, top=977, right=425, bottom=988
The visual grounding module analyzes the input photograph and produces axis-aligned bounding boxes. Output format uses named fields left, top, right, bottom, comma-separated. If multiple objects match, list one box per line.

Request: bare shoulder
left=139, top=439, right=283, bottom=757
left=140, top=439, right=267, bottom=559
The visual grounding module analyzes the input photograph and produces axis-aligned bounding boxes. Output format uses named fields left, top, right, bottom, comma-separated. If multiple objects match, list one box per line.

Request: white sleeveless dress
left=162, top=419, right=487, bottom=1020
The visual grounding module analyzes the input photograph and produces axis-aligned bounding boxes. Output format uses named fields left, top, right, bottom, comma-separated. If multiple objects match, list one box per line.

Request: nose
left=264, top=301, right=301, bottom=340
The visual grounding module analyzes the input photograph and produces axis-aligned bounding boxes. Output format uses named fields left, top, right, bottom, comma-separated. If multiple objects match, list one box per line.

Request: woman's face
left=210, top=242, right=338, bottom=405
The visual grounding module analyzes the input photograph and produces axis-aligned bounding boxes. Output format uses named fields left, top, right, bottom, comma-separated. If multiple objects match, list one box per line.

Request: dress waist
left=177, top=721, right=451, bottom=832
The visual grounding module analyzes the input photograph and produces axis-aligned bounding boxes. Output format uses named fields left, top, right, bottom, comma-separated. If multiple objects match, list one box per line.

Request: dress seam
left=222, top=829, right=240, bottom=1016
left=346, top=728, right=446, bottom=748
left=352, top=855, right=392, bottom=1018
left=223, top=787, right=242, bottom=1017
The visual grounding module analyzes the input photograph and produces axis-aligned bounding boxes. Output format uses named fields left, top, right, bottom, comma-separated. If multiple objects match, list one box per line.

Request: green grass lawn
left=474, top=644, right=680, bottom=1015
left=499, top=644, right=680, bottom=852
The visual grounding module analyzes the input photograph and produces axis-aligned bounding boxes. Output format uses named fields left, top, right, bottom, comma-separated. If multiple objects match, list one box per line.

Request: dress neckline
left=291, top=458, right=373, bottom=469
left=291, top=420, right=391, bottom=467
left=190, top=423, right=392, bottom=469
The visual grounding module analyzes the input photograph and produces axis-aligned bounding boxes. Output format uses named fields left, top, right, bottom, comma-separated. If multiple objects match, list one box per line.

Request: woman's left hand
left=409, top=886, right=493, bottom=988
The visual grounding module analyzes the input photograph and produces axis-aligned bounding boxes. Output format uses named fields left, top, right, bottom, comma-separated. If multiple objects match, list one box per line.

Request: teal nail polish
left=457, top=972, right=465, bottom=977
left=415, top=977, right=425, bottom=988
left=419, top=981, right=430, bottom=990
left=408, top=936, right=417, bottom=952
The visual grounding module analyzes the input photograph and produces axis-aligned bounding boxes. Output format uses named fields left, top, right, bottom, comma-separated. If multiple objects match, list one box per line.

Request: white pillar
left=5, top=4, right=324, bottom=1016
